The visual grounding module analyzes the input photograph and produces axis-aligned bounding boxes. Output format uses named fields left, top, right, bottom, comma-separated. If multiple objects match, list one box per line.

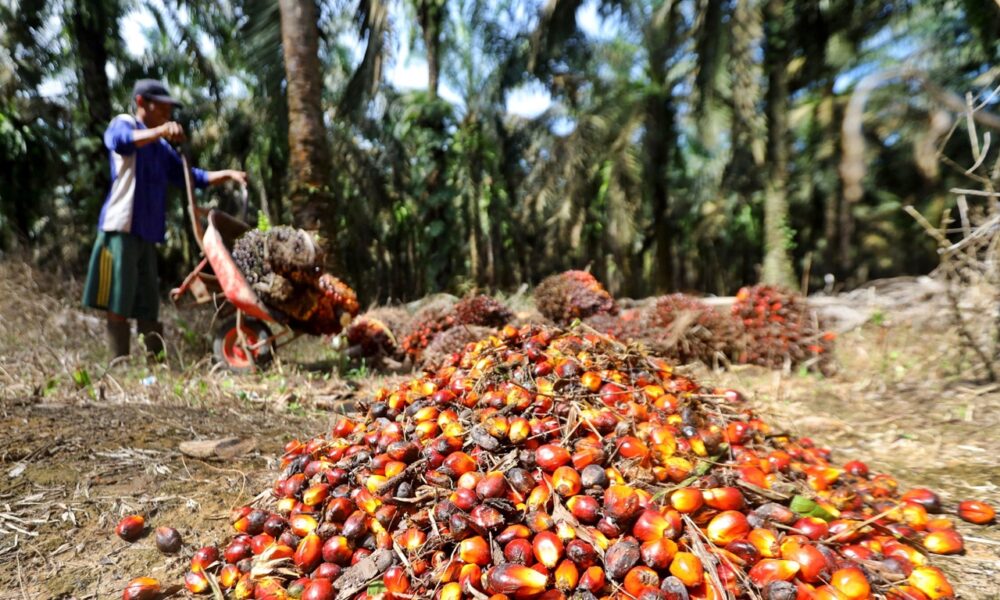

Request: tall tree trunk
left=417, top=0, right=444, bottom=98
left=762, top=0, right=796, bottom=288
left=279, top=0, right=333, bottom=236
left=70, top=0, right=113, bottom=207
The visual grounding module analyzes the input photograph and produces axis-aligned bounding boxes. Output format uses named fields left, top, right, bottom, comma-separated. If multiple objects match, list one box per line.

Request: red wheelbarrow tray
left=202, top=209, right=278, bottom=324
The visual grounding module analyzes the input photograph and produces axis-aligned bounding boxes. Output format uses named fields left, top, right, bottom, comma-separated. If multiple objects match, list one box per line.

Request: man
left=82, top=79, right=247, bottom=360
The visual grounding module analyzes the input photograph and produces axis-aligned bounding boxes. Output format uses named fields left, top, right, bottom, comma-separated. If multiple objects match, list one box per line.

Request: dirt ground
left=0, top=260, right=997, bottom=599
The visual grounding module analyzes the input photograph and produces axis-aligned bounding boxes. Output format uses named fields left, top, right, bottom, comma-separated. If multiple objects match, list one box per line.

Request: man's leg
left=107, top=312, right=131, bottom=358
left=137, top=320, right=164, bottom=359
left=135, top=237, right=164, bottom=360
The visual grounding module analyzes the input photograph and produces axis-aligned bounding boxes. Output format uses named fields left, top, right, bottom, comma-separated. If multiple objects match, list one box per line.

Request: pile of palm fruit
left=131, top=324, right=995, bottom=600
left=232, top=226, right=359, bottom=335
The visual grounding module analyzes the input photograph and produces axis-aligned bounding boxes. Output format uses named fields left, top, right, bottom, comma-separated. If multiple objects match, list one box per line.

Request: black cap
left=133, top=79, right=183, bottom=107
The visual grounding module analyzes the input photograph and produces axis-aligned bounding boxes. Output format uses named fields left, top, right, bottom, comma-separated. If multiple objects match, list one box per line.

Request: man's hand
left=207, top=169, right=249, bottom=187
left=157, top=121, right=186, bottom=143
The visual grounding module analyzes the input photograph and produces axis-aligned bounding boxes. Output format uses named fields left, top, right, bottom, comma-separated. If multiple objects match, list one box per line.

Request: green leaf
left=257, top=210, right=271, bottom=232
left=72, top=368, right=91, bottom=388
left=789, top=495, right=835, bottom=521
left=367, top=581, right=387, bottom=598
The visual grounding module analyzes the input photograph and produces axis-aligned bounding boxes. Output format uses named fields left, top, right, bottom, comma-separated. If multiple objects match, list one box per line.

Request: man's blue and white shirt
left=98, top=114, right=210, bottom=243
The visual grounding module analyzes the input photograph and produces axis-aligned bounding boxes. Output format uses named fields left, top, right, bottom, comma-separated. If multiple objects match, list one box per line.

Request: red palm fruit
left=294, top=533, right=323, bottom=572
left=669, top=552, right=703, bottom=587
left=567, top=495, right=600, bottom=523
left=460, top=536, right=491, bottom=566
left=706, top=511, right=750, bottom=545
left=555, top=560, right=579, bottom=592
left=578, top=566, right=607, bottom=593
left=485, top=564, right=549, bottom=597
left=383, top=565, right=411, bottom=596
left=826, top=519, right=863, bottom=544
left=460, top=563, right=484, bottom=592
left=957, top=500, right=995, bottom=524
left=885, top=586, right=931, bottom=600
left=526, top=485, right=552, bottom=512
left=571, top=446, right=604, bottom=470
left=315, top=563, right=342, bottom=581
left=552, top=467, right=582, bottom=497
left=218, top=564, right=240, bottom=588
left=633, top=509, right=674, bottom=542
left=457, top=471, right=484, bottom=490
left=322, top=535, right=353, bottom=565
left=536, top=445, right=572, bottom=471
left=923, top=530, right=964, bottom=555
left=444, top=452, right=478, bottom=476
left=747, top=528, right=781, bottom=558
left=184, top=570, right=209, bottom=594
left=224, top=539, right=252, bottom=564
left=926, top=517, right=954, bottom=532
left=122, top=577, right=160, bottom=600
left=640, top=538, right=677, bottom=570
left=702, top=487, right=744, bottom=511
left=439, top=582, right=463, bottom=600
left=303, top=579, right=336, bottom=600
left=263, top=514, right=287, bottom=538
left=533, top=531, right=564, bottom=568
left=580, top=371, right=603, bottom=392
left=342, top=512, right=369, bottom=540
left=604, top=485, right=640, bottom=521
left=399, top=528, right=428, bottom=553
left=830, top=567, right=871, bottom=600
left=617, top=436, right=650, bottom=461
left=527, top=510, right=555, bottom=533
left=505, top=539, right=534, bottom=565
left=604, top=538, right=641, bottom=581
left=753, top=503, right=797, bottom=525
left=669, top=488, right=704, bottom=514
left=623, top=566, right=660, bottom=597
left=723, top=539, right=760, bottom=566
left=115, top=515, right=146, bottom=542
left=509, top=418, right=531, bottom=444
left=747, top=559, right=799, bottom=586
left=840, top=544, right=875, bottom=561
left=842, top=460, right=868, bottom=477
left=326, top=497, right=354, bottom=522
left=290, top=514, right=319, bottom=537
left=497, top=524, right=532, bottom=544
left=477, top=472, right=509, bottom=499
left=471, top=504, right=506, bottom=532
left=907, top=567, right=954, bottom=599
left=785, top=543, right=828, bottom=583
left=901, top=488, right=942, bottom=514
left=793, top=516, right=829, bottom=541
left=566, top=539, right=598, bottom=568
left=452, top=487, right=479, bottom=511
left=250, top=533, right=275, bottom=555
left=190, top=546, right=219, bottom=573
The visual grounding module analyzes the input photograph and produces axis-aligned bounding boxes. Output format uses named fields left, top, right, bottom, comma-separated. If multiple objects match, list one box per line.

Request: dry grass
left=0, top=258, right=998, bottom=597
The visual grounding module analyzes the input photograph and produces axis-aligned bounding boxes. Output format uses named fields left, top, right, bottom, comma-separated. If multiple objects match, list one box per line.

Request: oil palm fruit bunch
left=454, top=295, right=515, bottom=329
left=168, top=324, right=991, bottom=600
left=645, top=294, right=737, bottom=365
left=534, top=271, right=617, bottom=324
left=295, top=274, right=360, bottom=335
left=401, top=302, right=459, bottom=361
left=421, top=325, right=494, bottom=368
left=732, top=285, right=835, bottom=372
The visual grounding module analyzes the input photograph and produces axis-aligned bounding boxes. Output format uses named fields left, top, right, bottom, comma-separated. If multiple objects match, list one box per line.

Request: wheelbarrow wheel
left=213, top=316, right=273, bottom=373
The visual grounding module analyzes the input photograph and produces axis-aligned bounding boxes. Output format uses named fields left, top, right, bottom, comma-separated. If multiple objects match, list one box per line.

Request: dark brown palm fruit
left=421, top=325, right=493, bottom=368
left=534, top=270, right=617, bottom=324
left=454, top=294, right=514, bottom=328
left=155, top=526, right=183, bottom=554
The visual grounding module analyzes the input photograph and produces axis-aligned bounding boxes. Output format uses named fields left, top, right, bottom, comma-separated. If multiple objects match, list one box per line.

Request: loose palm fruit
left=604, top=485, right=641, bottom=521
left=122, top=577, right=160, bottom=600
left=956, top=500, right=995, bottom=524
left=702, top=487, right=744, bottom=511
left=303, top=579, right=336, bottom=600
left=190, top=546, right=219, bottom=573
left=901, top=488, right=941, bottom=514
left=294, top=532, right=322, bottom=572
left=116, top=515, right=146, bottom=542
left=668, top=552, right=703, bottom=587
left=486, top=564, right=549, bottom=597
left=154, top=526, right=182, bottom=554
left=923, top=530, right=964, bottom=555
left=554, top=560, right=579, bottom=592
left=830, top=567, right=871, bottom=600
left=908, top=566, right=954, bottom=599
left=536, top=445, right=571, bottom=471
left=460, top=536, right=491, bottom=566
left=552, top=467, right=582, bottom=497
left=669, top=488, right=704, bottom=514
left=706, top=511, right=750, bottom=545
left=184, top=570, right=209, bottom=594
left=219, top=564, right=240, bottom=589
left=623, top=566, right=660, bottom=597
left=533, top=532, right=564, bottom=569
left=748, top=559, right=799, bottom=586
left=578, top=566, right=606, bottom=593
left=605, top=539, right=641, bottom=580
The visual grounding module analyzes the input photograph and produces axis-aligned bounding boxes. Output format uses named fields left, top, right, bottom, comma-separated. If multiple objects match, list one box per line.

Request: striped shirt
left=98, top=114, right=209, bottom=243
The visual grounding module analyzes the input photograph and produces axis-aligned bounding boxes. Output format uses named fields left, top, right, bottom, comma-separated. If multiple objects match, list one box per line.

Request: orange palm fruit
left=668, top=552, right=703, bottom=587
left=706, top=511, right=750, bottom=545
left=908, top=567, right=954, bottom=599
left=830, top=567, right=871, bottom=600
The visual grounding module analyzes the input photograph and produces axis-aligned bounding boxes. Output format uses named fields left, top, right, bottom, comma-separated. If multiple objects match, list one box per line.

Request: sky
left=113, top=0, right=614, bottom=119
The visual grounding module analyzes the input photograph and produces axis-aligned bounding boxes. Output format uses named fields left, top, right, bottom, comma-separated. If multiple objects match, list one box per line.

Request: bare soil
left=0, top=260, right=997, bottom=598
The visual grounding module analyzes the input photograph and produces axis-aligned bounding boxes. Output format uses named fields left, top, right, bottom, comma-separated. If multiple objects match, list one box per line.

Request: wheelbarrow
left=169, top=155, right=300, bottom=372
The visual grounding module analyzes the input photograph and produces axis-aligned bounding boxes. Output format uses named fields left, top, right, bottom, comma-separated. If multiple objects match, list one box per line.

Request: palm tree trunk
left=417, top=0, right=444, bottom=98
left=762, top=0, right=796, bottom=288
left=70, top=0, right=113, bottom=205
left=278, top=0, right=333, bottom=235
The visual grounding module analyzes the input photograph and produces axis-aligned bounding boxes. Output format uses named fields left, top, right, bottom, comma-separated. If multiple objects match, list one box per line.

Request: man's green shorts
left=82, top=231, right=160, bottom=321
